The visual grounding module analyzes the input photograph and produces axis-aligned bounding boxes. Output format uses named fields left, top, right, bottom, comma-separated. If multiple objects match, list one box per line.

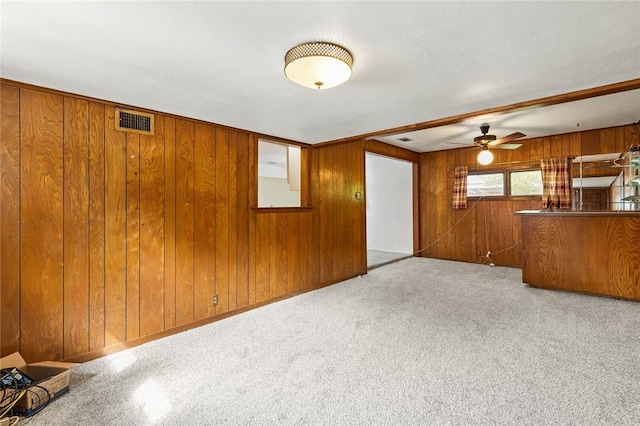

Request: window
left=467, top=172, right=505, bottom=197
left=258, top=139, right=301, bottom=207
left=510, top=169, right=543, bottom=196
left=467, top=169, right=543, bottom=198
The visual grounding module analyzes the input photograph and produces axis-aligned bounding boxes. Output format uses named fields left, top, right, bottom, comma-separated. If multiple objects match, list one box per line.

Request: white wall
left=258, top=177, right=300, bottom=207
left=365, top=153, right=413, bottom=253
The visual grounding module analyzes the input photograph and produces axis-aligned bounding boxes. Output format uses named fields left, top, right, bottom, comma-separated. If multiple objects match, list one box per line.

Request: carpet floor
left=367, top=249, right=411, bottom=269
left=23, top=258, right=640, bottom=425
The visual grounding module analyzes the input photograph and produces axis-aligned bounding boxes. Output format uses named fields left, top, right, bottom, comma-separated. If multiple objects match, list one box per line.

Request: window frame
left=466, top=171, right=506, bottom=198
left=253, top=137, right=310, bottom=210
left=466, top=166, right=542, bottom=201
left=508, top=168, right=543, bottom=197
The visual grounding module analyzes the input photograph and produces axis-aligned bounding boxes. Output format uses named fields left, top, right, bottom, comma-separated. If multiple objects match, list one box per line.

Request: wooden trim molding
left=251, top=207, right=313, bottom=213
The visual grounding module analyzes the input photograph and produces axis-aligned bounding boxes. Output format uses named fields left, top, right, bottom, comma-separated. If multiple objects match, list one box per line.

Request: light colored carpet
left=23, top=258, right=640, bottom=425
left=367, top=249, right=411, bottom=269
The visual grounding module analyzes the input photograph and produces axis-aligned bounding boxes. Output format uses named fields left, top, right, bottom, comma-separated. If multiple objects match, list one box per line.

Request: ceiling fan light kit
left=284, top=42, right=353, bottom=90
left=477, top=147, right=494, bottom=165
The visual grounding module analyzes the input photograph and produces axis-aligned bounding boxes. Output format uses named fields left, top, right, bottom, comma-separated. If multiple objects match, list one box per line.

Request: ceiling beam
left=318, top=78, right=640, bottom=147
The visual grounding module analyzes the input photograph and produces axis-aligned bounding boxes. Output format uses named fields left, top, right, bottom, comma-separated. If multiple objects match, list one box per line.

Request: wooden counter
left=516, top=210, right=640, bottom=301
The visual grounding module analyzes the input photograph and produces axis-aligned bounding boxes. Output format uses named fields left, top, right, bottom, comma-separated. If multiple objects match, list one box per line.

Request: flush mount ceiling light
left=477, top=146, right=494, bottom=165
left=284, top=42, right=353, bottom=90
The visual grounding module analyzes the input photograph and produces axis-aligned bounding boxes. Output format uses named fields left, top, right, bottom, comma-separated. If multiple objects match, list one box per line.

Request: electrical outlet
left=212, top=295, right=218, bottom=306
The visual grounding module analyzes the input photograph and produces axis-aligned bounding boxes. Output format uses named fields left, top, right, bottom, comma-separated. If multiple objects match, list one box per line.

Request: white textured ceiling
left=2, top=1, right=639, bottom=151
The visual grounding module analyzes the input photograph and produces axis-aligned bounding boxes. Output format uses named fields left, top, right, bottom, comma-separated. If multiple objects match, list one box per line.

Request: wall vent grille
left=115, top=108, right=154, bottom=135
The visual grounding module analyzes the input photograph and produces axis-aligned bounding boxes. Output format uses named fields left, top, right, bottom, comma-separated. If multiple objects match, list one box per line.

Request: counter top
left=515, top=210, right=640, bottom=217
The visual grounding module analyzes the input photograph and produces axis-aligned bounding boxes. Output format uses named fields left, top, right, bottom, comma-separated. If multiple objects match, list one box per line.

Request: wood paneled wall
left=311, top=141, right=368, bottom=284
left=418, top=124, right=639, bottom=268
left=1, top=81, right=378, bottom=362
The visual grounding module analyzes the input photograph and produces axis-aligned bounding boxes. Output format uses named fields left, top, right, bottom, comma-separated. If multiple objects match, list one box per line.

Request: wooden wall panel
left=139, top=117, right=165, bottom=336
left=227, top=131, right=238, bottom=311
left=126, top=133, right=141, bottom=340
left=255, top=213, right=270, bottom=303
left=287, top=213, right=301, bottom=293
left=313, top=142, right=366, bottom=284
left=251, top=211, right=312, bottom=299
left=235, top=131, right=250, bottom=308
left=352, top=142, right=367, bottom=273
left=309, top=147, right=321, bottom=287
left=581, top=130, right=601, bottom=155
left=417, top=155, right=429, bottom=258
left=20, top=89, right=64, bottom=361
left=269, top=215, right=281, bottom=297
left=527, top=137, right=544, bottom=161
left=248, top=136, right=258, bottom=305
left=568, top=133, right=582, bottom=157
left=624, top=126, right=639, bottom=152
left=550, top=135, right=563, bottom=158
left=63, top=97, right=90, bottom=358
left=300, top=211, right=312, bottom=290
left=88, top=102, right=106, bottom=352
left=600, top=128, right=617, bottom=153
left=0, top=84, right=21, bottom=357
left=434, top=151, right=450, bottom=257
left=104, top=106, right=127, bottom=346
left=317, top=145, right=334, bottom=284
left=164, top=117, right=177, bottom=329
left=333, top=142, right=346, bottom=279
left=193, top=123, right=216, bottom=321
left=175, top=119, right=195, bottom=326
left=278, top=214, right=290, bottom=297
left=215, top=128, right=230, bottom=313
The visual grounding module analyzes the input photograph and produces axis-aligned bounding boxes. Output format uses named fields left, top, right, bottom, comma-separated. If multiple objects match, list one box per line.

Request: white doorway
left=365, top=152, right=413, bottom=269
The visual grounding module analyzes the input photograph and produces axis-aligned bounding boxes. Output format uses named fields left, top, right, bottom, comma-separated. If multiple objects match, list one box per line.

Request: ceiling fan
left=459, top=123, right=526, bottom=165
left=473, top=123, right=526, bottom=150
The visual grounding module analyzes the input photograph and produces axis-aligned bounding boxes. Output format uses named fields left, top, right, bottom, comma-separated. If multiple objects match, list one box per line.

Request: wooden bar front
left=517, top=211, right=640, bottom=301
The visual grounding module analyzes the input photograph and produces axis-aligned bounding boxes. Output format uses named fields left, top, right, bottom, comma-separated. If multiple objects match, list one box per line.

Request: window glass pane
left=258, top=139, right=301, bottom=207
left=467, top=172, right=504, bottom=197
left=510, top=170, right=543, bottom=196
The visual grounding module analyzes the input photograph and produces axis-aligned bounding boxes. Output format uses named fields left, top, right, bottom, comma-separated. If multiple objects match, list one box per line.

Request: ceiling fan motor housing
left=474, top=134, right=496, bottom=146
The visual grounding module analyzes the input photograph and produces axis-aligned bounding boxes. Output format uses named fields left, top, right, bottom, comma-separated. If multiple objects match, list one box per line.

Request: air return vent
left=115, top=108, right=154, bottom=135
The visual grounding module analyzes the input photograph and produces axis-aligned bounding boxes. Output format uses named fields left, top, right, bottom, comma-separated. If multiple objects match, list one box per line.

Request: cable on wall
left=414, top=195, right=522, bottom=266
left=414, top=196, right=484, bottom=255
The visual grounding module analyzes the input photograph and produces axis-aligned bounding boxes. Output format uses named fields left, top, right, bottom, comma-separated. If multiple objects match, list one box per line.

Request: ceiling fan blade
left=446, top=141, right=474, bottom=147
left=493, top=143, right=523, bottom=150
left=489, top=132, right=526, bottom=147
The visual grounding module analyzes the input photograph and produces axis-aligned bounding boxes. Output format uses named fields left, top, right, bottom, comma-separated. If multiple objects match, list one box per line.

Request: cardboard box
left=0, top=352, right=77, bottom=416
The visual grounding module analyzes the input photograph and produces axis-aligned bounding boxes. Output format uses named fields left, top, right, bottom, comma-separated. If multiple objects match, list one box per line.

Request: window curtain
left=452, top=166, right=468, bottom=209
left=540, top=157, right=572, bottom=209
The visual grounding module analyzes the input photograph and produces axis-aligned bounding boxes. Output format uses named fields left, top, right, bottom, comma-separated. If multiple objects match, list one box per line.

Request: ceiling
left=2, top=2, right=639, bottom=152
